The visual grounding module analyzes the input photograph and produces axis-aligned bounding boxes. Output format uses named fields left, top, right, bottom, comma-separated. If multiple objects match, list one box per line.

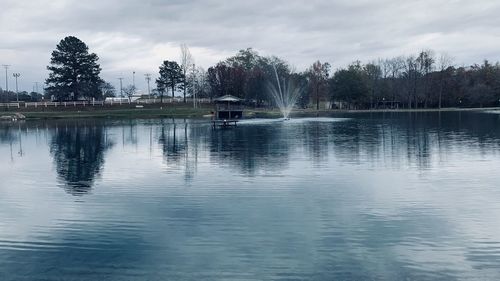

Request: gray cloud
left=1, top=0, right=500, bottom=92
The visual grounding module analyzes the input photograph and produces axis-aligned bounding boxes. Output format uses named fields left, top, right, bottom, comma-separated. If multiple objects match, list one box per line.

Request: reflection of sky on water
left=0, top=112, right=500, bottom=280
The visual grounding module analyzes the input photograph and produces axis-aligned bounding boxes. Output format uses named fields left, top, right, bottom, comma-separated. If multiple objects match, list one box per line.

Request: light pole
left=117, top=77, right=124, bottom=98
left=13, top=73, right=20, bottom=102
left=132, top=71, right=136, bottom=95
left=33, top=82, right=39, bottom=93
left=2, top=65, right=10, bottom=93
left=144, top=74, right=151, bottom=99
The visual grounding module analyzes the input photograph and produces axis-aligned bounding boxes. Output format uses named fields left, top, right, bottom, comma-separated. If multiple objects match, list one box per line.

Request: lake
left=1, top=111, right=500, bottom=280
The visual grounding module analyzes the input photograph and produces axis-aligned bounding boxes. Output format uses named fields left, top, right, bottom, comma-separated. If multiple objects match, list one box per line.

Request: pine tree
left=46, top=36, right=103, bottom=101
left=156, top=60, right=184, bottom=101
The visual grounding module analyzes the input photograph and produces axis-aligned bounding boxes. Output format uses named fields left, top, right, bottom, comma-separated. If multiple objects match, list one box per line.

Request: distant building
left=105, top=97, right=139, bottom=103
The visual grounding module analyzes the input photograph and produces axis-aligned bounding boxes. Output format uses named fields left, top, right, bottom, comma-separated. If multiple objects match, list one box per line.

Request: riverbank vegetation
left=2, top=36, right=500, bottom=110
left=201, top=49, right=500, bottom=110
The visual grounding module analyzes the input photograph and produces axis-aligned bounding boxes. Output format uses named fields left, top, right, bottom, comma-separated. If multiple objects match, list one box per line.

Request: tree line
left=329, top=52, right=500, bottom=109
left=199, top=49, right=500, bottom=109
left=37, top=36, right=500, bottom=109
left=0, top=90, right=44, bottom=103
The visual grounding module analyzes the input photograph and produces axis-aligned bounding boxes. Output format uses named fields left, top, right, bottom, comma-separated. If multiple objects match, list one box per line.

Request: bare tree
left=403, top=55, right=419, bottom=109
left=385, top=57, right=405, bottom=108
left=438, top=53, right=454, bottom=109
left=416, top=49, right=435, bottom=108
left=195, top=67, right=210, bottom=99
left=100, top=81, right=116, bottom=98
left=188, top=66, right=208, bottom=106
left=123, top=85, right=136, bottom=102
left=364, top=61, right=382, bottom=109
left=180, top=44, right=194, bottom=103
left=379, top=58, right=390, bottom=79
left=308, top=61, right=331, bottom=110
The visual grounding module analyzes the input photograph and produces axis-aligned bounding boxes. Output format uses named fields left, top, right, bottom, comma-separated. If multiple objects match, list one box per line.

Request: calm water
left=1, top=112, right=500, bottom=280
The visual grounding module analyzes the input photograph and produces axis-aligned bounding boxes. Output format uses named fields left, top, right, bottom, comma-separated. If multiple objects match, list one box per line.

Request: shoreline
left=253, top=107, right=500, bottom=118
left=1, top=105, right=499, bottom=120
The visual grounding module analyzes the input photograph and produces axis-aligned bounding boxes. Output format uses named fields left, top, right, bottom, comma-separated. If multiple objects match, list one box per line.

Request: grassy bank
left=1, top=104, right=214, bottom=119
left=2, top=104, right=499, bottom=120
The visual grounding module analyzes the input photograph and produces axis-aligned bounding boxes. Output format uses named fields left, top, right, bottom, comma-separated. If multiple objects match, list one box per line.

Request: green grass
left=11, top=106, right=213, bottom=120
left=4, top=104, right=499, bottom=120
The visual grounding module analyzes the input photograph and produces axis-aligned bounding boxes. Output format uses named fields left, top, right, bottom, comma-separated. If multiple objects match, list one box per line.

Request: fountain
left=268, top=66, right=302, bottom=120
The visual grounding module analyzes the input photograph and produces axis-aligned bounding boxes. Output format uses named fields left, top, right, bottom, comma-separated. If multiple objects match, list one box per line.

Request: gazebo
left=214, top=95, right=243, bottom=120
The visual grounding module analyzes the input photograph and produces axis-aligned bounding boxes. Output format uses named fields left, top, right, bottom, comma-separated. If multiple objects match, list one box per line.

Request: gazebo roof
left=214, top=95, right=242, bottom=102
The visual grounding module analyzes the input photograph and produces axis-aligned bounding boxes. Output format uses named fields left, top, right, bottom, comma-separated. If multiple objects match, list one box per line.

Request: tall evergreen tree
left=156, top=60, right=184, bottom=100
left=46, top=36, right=103, bottom=101
left=330, top=64, right=368, bottom=109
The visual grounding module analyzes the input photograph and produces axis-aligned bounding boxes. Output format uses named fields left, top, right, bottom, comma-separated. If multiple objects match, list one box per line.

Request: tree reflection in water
left=50, top=120, right=113, bottom=195
left=158, top=120, right=188, bottom=166
left=6, top=111, right=497, bottom=195
left=209, top=124, right=292, bottom=175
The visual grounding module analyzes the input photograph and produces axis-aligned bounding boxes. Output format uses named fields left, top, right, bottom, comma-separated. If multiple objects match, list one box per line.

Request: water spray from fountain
left=268, top=65, right=302, bottom=120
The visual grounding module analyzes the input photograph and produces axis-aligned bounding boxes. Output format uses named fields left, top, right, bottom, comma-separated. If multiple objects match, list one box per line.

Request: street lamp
left=117, top=77, right=124, bottom=98
left=2, top=65, right=10, bottom=93
left=144, top=74, right=151, bottom=100
left=132, top=71, right=136, bottom=95
left=13, top=73, right=20, bottom=102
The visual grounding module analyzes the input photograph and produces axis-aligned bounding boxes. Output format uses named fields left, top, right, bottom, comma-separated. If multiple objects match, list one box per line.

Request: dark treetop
left=45, top=36, right=103, bottom=101
left=156, top=60, right=184, bottom=101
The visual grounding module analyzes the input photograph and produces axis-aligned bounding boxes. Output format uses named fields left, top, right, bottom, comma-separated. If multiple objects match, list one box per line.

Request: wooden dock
left=212, top=119, right=239, bottom=129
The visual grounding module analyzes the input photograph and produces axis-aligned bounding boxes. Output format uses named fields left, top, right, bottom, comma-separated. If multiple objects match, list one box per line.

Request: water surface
left=1, top=112, right=500, bottom=280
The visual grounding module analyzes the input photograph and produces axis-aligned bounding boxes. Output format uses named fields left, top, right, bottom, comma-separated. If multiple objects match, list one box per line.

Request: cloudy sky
left=1, top=0, right=500, bottom=92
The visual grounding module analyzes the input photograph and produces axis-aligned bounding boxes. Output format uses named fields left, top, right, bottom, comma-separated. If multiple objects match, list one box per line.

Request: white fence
left=0, top=98, right=212, bottom=109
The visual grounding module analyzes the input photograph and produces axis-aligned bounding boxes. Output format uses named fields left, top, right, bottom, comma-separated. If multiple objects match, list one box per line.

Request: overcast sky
left=1, top=0, right=500, bottom=93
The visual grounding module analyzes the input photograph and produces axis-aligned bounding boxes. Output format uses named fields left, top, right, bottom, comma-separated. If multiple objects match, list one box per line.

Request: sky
left=1, top=0, right=500, bottom=93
